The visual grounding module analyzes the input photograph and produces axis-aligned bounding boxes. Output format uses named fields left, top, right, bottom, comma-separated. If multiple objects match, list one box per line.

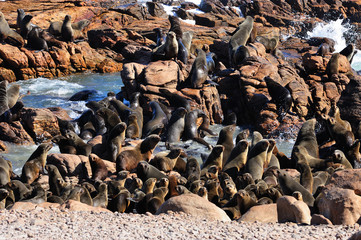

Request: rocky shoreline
left=0, top=1, right=361, bottom=239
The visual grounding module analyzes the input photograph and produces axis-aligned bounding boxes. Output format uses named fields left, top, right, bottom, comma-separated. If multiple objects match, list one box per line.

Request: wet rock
left=20, top=108, right=61, bottom=142
left=47, top=153, right=91, bottom=182
left=277, top=196, right=311, bottom=224
left=0, top=121, right=34, bottom=145
left=156, top=193, right=231, bottom=221
left=96, top=59, right=123, bottom=73
left=318, top=187, right=361, bottom=225
left=239, top=204, right=278, bottom=223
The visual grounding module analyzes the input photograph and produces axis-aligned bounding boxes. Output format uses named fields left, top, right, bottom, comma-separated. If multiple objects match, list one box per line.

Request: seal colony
left=0, top=3, right=361, bottom=227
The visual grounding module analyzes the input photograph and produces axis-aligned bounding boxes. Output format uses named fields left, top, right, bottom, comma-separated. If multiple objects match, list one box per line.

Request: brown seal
left=89, top=154, right=108, bottom=182
left=61, top=15, right=74, bottom=42
left=190, top=48, right=208, bottom=88
left=201, top=145, right=224, bottom=176
left=45, top=164, right=65, bottom=196
left=149, top=148, right=182, bottom=172
left=217, top=125, right=236, bottom=168
left=92, top=182, right=108, bottom=208
left=245, top=139, right=269, bottom=180
left=0, top=11, right=24, bottom=47
left=105, top=122, right=127, bottom=162
left=0, top=156, right=12, bottom=187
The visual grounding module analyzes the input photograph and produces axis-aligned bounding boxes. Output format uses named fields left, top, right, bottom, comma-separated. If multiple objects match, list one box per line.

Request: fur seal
left=153, top=28, right=166, bottom=46
left=45, top=164, right=64, bottom=196
left=136, top=161, right=167, bottom=182
left=0, top=156, right=11, bottom=187
left=65, top=130, right=92, bottom=156
left=277, top=169, right=315, bottom=207
left=0, top=81, right=9, bottom=117
left=126, top=114, right=140, bottom=139
left=245, top=139, right=269, bottom=180
left=6, top=84, right=20, bottom=109
left=149, top=148, right=181, bottom=172
left=129, top=92, right=143, bottom=137
left=165, top=107, right=187, bottom=144
left=291, top=118, right=319, bottom=167
left=331, top=150, right=353, bottom=169
left=147, top=187, right=168, bottom=214
left=256, top=35, right=279, bottom=53
left=317, top=43, right=331, bottom=57
left=178, top=38, right=188, bottom=64
left=21, top=143, right=52, bottom=184
left=185, top=157, right=201, bottom=183
left=182, top=31, right=193, bottom=53
left=116, top=134, right=161, bottom=172
left=159, top=88, right=191, bottom=111
left=201, top=145, right=224, bottom=175
left=264, top=76, right=292, bottom=121
left=190, top=48, right=208, bottom=89
left=95, top=107, right=121, bottom=132
left=326, top=117, right=355, bottom=150
left=206, top=52, right=217, bottom=74
left=61, top=15, right=74, bottom=42
left=17, top=9, right=25, bottom=29
left=217, top=125, right=236, bottom=168
left=223, top=140, right=249, bottom=180
left=52, top=135, right=76, bottom=154
left=168, top=15, right=182, bottom=40
left=49, top=19, right=90, bottom=37
left=92, top=183, right=108, bottom=208
left=326, top=53, right=339, bottom=78
left=229, top=16, right=253, bottom=67
left=109, top=99, right=132, bottom=122
left=105, top=122, right=127, bottom=162
left=183, top=110, right=211, bottom=149
left=143, top=101, right=167, bottom=137
left=108, top=188, right=130, bottom=213
left=89, top=154, right=108, bottom=181
left=340, top=44, right=356, bottom=64
left=68, top=185, right=93, bottom=206
left=20, top=15, right=34, bottom=39
left=165, top=31, right=178, bottom=60
left=27, top=27, right=48, bottom=51
left=0, top=11, right=24, bottom=47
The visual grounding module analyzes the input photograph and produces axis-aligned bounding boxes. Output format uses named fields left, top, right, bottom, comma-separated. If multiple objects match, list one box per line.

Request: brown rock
left=239, top=204, right=278, bottom=223
left=70, top=53, right=87, bottom=71
left=318, top=187, right=361, bottom=225
left=311, top=214, right=333, bottom=225
left=121, top=62, right=146, bottom=98
left=0, top=44, right=28, bottom=69
left=0, top=67, right=16, bottom=82
left=302, top=53, right=327, bottom=73
left=88, top=135, right=104, bottom=157
left=61, top=200, right=111, bottom=212
left=47, top=153, right=91, bottom=182
left=349, top=231, right=361, bottom=240
left=326, top=169, right=361, bottom=192
left=97, top=59, right=123, bottom=73
left=20, top=108, right=61, bottom=142
left=47, top=107, right=72, bottom=121
left=144, top=61, right=181, bottom=89
left=156, top=193, right=231, bottom=221
left=0, top=121, right=34, bottom=145
left=277, top=196, right=311, bottom=224
left=0, top=140, right=7, bottom=152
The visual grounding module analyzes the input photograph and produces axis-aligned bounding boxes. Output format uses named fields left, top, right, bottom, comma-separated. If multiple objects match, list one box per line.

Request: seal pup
left=229, top=16, right=253, bottom=67
left=201, top=145, right=224, bottom=175
left=61, top=15, right=74, bottom=42
left=0, top=11, right=24, bottom=47
left=105, top=122, right=127, bottom=162
left=217, top=125, right=236, bottom=168
left=89, top=154, right=108, bottom=181
left=264, top=76, right=292, bottom=121
left=190, top=48, right=208, bottom=89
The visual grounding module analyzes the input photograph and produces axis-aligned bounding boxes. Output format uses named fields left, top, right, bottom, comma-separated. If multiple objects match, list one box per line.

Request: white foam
left=181, top=19, right=196, bottom=25
left=231, top=6, right=244, bottom=18
left=187, top=8, right=205, bottom=15
left=162, top=4, right=179, bottom=16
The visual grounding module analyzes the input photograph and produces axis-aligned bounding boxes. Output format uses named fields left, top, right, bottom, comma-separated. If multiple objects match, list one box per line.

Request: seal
left=129, top=92, right=143, bottom=136
left=183, top=110, right=211, bottom=149
left=17, top=9, right=25, bottom=29
left=296, top=161, right=313, bottom=194
left=245, top=139, right=269, bottom=180
left=168, top=15, right=183, bottom=40
left=116, top=134, right=161, bottom=172
left=21, top=143, right=52, bottom=184
left=331, top=150, right=353, bottom=169
left=0, top=156, right=11, bottom=187
left=67, top=185, right=93, bottom=206
left=92, top=182, right=108, bottom=208
left=165, top=107, right=187, bottom=144
left=89, top=154, right=108, bottom=181
left=277, top=169, right=315, bottom=207
left=206, top=52, right=217, bottom=74
left=326, top=53, right=339, bottom=78
left=229, top=16, right=253, bottom=67
left=223, top=140, right=249, bottom=180
left=21, top=182, right=46, bottom=204
left=159, top=88, right=191, bottom=111
left=136, top=161, right=167, bottom=182
left=0, top=11, right=24, bottom=47
left=340, top=44, right=356, bottom=64
left=182, top=31, right=193, bottom=53
left=316, top=43, right=331, bottom=57
left=250, top=131, right=263, bottom=150
left=6, top=180, right=31, bottom=201
left=291, top=118, right=319, bottom=167
left=27, top=27, right=48, bottom=51
left=135, top=178, right=157, bottom=214
left=153, top=28, right=166, bottom=46
left=205, top=178, right=220, bottom=204
left=177, top=38, right=188, bottom=64
left=143, top=101, right=168, bottom=138
left=45, top=164, right=65, bottom=196
left=109, top=99, right=132, bottom=122
left=190, top=48, right=208, bottom=89
left=95, top=107, right=121, bottom=132
left=52, top=134, right=77, bottom=154
left=185, top=157, right=201, bottom=183
left=126, top=114, right=140, bottom=139
left=200, top=145, right=224, bottom=176
left=149, top=148, right=182, bottom=172
left=65, top=130, right=92, bottom=156
left=147, top=187, right=168, bottom=214
left=0, top=81, right=9, bottom=118
left=293, top=145, right=326, bottom=170
left=108, top=188, right=130, bottom=213
left=325, top=117, right=355, bottom=150
left=264, top=76, right=292, bottom=121
left=20, top=14, right=34, bottom=39
left=49, top=19, right=90, bottom=37
left=105, top=122, right=127, bottom=162
left=217, top=125, right=236, bottom=168
left=165, top=31, right=178, bottom=60
left=255, top=35, right=279, bottom=53
left=61, top=15, right=74, bottom=42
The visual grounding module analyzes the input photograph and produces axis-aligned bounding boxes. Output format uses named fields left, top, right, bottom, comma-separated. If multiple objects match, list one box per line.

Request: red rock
left=318, top=187, right=361, bottom=225
left=47, top=107, right=72, bottom=121
left=96, top=59, right=123, bottom=73
left=156, top=193, right=231, bottom=221
left=20, top=108, right=61, bottom=142
left=0, top=44, right=28, bottom=69
left=47, top=153, right=91, bottom=182
left=0, top=67, right=16, bottom=82
left=302, top=53, right=326, bottom=73
left=239, top=204, right=278, bottom=223
left=70, top=53, right=87, bottom=72
left=0, top=121, right=34, bottom=145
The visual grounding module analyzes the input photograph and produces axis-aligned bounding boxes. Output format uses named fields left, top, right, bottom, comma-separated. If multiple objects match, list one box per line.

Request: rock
left=20, top=108, right=61, bottom=142
left=146, top=2, right=167, bottom=18
left=0, top=140, right=7, bottom=152
left=121, top=62, right=147, bottom=99
left=144, top=61, right=182, bottom=89
left=311, top=214, right=333, bottom=225
left=239, top=204, right=277, bottom=223
left=47, top=107, right=73, bottom=121
left=0, top=121, right=34, bottom=145
left=302, top=53, right=327, bottom=73
left=277, top=196, right=311, bottom=224
left=318, top=187, right=361, bottom=225
left=156, top=193, right=231, bottom=221
left=96, top=59, right=123, bottom=73
left=121, top=45, right=152, bottom=64
left=0, top=67, right=16, bottom=82
left=0, top=44, right=28, bottom=69
left=47, top=153, right=91, bottom=182
left=326, top=169, right=361, bottom=192
left=61, top=200, right=111, bottom=212
left=112, top=3, right=147, bottom=20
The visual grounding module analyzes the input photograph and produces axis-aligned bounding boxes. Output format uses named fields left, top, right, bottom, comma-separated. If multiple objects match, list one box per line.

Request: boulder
left=318, top=187, right=361, bottom=225
left=0, top=44, right=28, bottom=69
left=47, top=153, right=91, bottom=182
left=0, top=67, right=16, bottom=82
left=311, top=214, right=333, bottom=225
left=277, top=196, right=311, bottom=224
left=156, top=193, right=231, bottom=221
left=0, top=121, right=34, bottom=145
left=20, top=108, right=61, bottom=142
left=326, top=169, right=361, bottom=192
left=239, top=204, right=277, bottom=223
left=144, top=61, right=182, bottom=89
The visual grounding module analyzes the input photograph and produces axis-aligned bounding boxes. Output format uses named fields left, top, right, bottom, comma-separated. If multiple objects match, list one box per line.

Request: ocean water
left=2, top=9, right=361, bottom=173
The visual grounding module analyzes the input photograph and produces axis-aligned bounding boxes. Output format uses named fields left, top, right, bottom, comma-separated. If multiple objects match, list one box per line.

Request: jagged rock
left=147, top=2, right=168, bottom=18
left=0, top=44, right=28, bottom=69
left=156, top=193, right=231, bottom=221
left=0, top=68, right=16, bottom=82
left=20, top=108, right=61, bottom=143
left=0, top=121, right=34, bottom=145
left=97, top=59, right=123, bottom=73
